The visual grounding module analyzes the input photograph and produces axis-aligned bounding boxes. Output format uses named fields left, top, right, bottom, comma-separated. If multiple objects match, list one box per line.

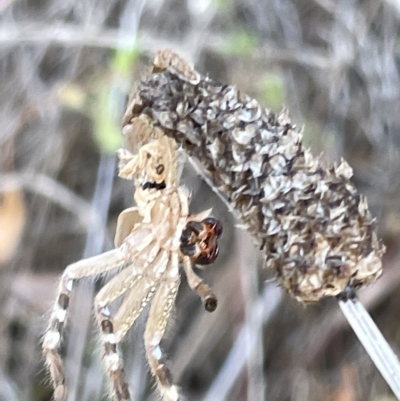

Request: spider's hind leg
left=95, top=304, right=131, bottom=401
left=144, top=259, right=181, bottom=401
left=42, top=248, right=126, bottom=401
left=94, top=256, right=167, bottom=401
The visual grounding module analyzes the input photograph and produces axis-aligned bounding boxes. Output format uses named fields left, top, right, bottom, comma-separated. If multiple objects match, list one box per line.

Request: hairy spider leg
left=42, top=216, right=156, bottom=400
left=144, top=252, right=181, bottom=401
left=95, top=248, right=170, bottom=401
left=42, top=248, right=126, bottom=401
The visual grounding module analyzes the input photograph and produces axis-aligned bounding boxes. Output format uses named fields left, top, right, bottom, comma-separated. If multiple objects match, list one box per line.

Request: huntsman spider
left=42, top=109, right=223, bottom=401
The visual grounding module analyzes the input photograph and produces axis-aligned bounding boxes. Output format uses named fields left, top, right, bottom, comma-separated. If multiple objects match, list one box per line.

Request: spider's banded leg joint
left=43, top=248, right=126, bottom=400
left=95, top=301, right=131, bottom=401
left=146, top=334, right=173, bottom=386
left=42, top=274, right=75, bottom=401
left=145, top=331, right=180, bottom=401
left=43, top=275, right=73, bottom=348
left=44, top=289, right=70, bottom=347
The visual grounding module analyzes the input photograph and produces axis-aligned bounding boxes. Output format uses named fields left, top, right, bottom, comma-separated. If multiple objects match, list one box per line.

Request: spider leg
left=95, top=248, right=170, bottom=401
left=43, top=248, right=126, bottom=401
left=182, top=255, right=218, bottom=312
left=144, top=252, right=181, bottom=401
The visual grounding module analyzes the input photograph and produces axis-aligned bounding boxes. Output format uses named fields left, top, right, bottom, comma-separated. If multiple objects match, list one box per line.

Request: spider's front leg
left=181, top=256, right=218, bottom=312
left=42, top=248, right=126, bottom=401
left=144, top=253, right=182, bottom=401
left=180, top=217, right=223, bottom=312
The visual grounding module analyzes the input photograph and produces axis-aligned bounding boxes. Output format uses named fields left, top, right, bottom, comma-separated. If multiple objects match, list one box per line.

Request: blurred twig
left=65, top=153, right=115, bottom=401
left=0, top=25, right=334, bottom=70
left=203, top=282, right=282, bottom=401
left=0, top=172, right=103, bottom=234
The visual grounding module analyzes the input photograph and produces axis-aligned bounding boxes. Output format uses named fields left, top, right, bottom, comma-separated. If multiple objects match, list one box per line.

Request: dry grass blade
left=339, top=298, right=400, bottom=399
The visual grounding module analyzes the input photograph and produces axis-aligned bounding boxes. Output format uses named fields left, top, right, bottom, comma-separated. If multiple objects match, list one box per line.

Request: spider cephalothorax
left=43, top=109, right=222, bottom=400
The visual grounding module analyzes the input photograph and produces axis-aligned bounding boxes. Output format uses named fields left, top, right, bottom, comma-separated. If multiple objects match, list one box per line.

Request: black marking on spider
left=142, top=180, right=167, bottom=190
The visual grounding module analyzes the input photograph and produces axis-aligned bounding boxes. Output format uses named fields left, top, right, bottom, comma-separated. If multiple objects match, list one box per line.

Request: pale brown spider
left=42, top=115, right=222, bottom=401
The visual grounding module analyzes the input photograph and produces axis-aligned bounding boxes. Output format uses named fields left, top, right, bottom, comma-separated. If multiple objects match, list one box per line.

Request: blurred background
left=1, top=0, right=400, bottom=400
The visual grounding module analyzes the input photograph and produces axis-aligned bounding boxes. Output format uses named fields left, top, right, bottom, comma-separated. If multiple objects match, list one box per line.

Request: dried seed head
left=153, top=49, right=201, bottom=85
left=124, top=50, right=385, bottom=303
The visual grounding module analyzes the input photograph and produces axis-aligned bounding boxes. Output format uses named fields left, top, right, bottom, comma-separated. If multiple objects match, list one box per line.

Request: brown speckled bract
left=123, top=49, right=385, bottom=303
